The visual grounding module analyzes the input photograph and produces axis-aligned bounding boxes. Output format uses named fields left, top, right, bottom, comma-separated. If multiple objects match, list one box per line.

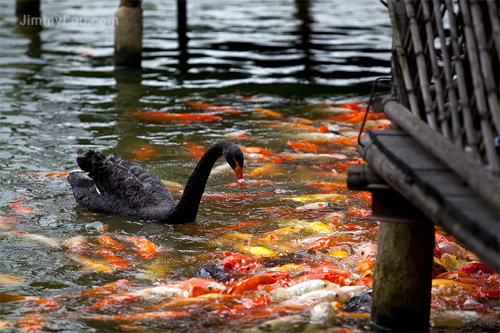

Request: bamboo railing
left=387, top=0, right=499, bottom=208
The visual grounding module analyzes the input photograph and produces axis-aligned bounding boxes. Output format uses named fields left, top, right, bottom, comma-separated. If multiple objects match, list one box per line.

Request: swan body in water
left=68, top=142, right=245, bottom=224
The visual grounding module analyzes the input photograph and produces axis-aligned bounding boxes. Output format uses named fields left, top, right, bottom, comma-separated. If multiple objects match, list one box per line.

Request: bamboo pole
left=114, top=0, right=143, bottom=68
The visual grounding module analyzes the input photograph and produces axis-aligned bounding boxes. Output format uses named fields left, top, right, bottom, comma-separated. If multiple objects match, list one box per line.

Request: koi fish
left=222, top=253, right=260, bottom=272
left=8, top=231, right=60, bottom=248
left=306, top=182, right=347, bottom=190
left=0, top=273, right=24, bottom=285
left=231, top=296, right=272, bottom=312
left=345, top=207, right=371, bottom=217
left=131, top=144, right=157, bottom=161
left=185, top=101, right=243, bottom=115
left=350, top=192, right=372, bottom=205
left=0, top=293, right=60, bottom=308
left=224, top=131, right=251, bottom=139
left=174, top=278, right=227, bottom=297
left=97, top=234, right=124, bottom=252
left=292, top=272, right=346, bottom=286
left=83, top=311, right=189, bottom=322
left=323, top=111, right=388, bottom=123
left=247, top=164, right=285, bottom=176
left=431, top=279, right=477, bottom=296
left=133, top=111, right=222, bottom=124
left=233, top=245, right=276, bottom=258
left=355, top=243, right=377, bottom=258
left=239, top=146, right=274, bottom=156
left=183, top=141, right=206, bottom=159
left=228, top=275, right=278, bottom=295
left=284, top=193, right=347, bottom=202
left=77, top=295, right=141, bottom=313
left=73, top=279, right=136, bottom=298
left=225, top=179, right=276, bottom=187
left=10, top=197, right=35, bottom=214
left=253, top=107, right=283, bottom=117
left=69, top=255, right=114, bottom=273
left=94, top=248, right=129, bottom=270
left=460, top=263, right=495, bottom=279
left=64, top=235, right=89, bottom=254
left=287, top=141, right=323, bottom=154
left=120, top=236, right=157, bottom=259
left=23, top=171, right=71, bottom=179
left=295, top=202, right=337, bottom=211
left=329, top=135, right=360, bottom=147
left=146, top=293, right=236, bottom=311
left=19, top=313, right=44, bottom=333
left=472, top=289, right=500, bottom=301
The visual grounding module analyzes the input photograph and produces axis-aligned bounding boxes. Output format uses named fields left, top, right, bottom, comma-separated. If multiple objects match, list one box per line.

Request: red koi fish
left=339, top=103, right=366, bottom=111
left=472, top=289, right=500, bottom=301
left=460, top=263, right=495, bottom=279
left=134, top=111, right=222, bottom=124
left=228, top=276, right=278, bottom=295
left=174, top=278, right=227, bottom=297
left=183, top=141, right=206, bottom=159
left=77, top=295, right=141, bottom=313
left=83, top=311, right=189, bottom=321
left=324, top=111, right=388, bottom=123
left=19, top=313, right=44, bottom=333
left=94, top=248, right=129, bottom=270
left=309, top=261, right=352, bottom=278
left=350, top=192, right=372, bottom=205
left=292, top=272, right=346, bottom=286
left=345, top=207, right=371, bottom=217
left=222, top=253, right=260, bottom=272
left=330, top=160, right=365, bottom=172
left=330, top=136, right=360, bottom=147
left=120, top=236, right=157, bottom=259
left=10, top=197, right=35, bottom=214
left=185, top=101, right=243, bottom=115
left=132, top=144, right=157, bottom=161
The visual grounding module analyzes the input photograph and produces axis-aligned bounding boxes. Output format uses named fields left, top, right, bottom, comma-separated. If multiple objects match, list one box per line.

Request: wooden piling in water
left=348, top=165, right=434, bottom=331
left=177, top=0, right=188, bottom=51
left=16, top=0, right=40, bottom=18
left=114, top=0, right=142, bottom=68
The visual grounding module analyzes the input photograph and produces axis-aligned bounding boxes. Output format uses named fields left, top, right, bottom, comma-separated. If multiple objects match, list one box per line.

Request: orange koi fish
left=0, top=216, right=22, bottom=224
left=120, top=236, right=157, bottom=259
left=222, top=253, right=261, bottom=272
left=253, top=107, right=283, bottom=117
left=83, top=311, right=189, bottom=322
left=174, top=278, right=227, bottom=297
left=10, top=197, right=35, bottom=214
left=287, top=141, right=322, bottom=153
left=345, top=207, right=371, bottom=217
left=69, top=255, right=113, bottom=273
left=239, top=146, right=274, bottom=156
left=247, top=164, right=284, bottom=176
left=330, top=135, right=360, bottom=147
left=185, top=101, right=243, bottom=115
left=24, top=171, right=70, bottom=179
left=97, top=234, right=124, bottom=252
left=132, top=144, right=157, bottom=161
left=330, top=160, right=365, bottom=172
left=134, top=111, right=222, bottom=124
left=228, top=276, right=278, bottom=295
left=183, top=141, right=206, bottom=159
left=10, top=231, right=60, bottom=247
left=324, top=111, right=388, bottom=123
left=19, top=313, right=44, bottom=333
left=350, top=192, right=372, bottom=205
left=77, top=295, right=141, bottom=313
left=74, top=279, right=137, bottom=298
left=0, top=293, right=60, bottom=308
left=94, top=248, right=129, bottom=270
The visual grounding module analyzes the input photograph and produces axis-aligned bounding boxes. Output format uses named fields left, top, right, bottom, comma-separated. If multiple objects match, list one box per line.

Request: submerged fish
left=134, top=111, right=223, bottom=124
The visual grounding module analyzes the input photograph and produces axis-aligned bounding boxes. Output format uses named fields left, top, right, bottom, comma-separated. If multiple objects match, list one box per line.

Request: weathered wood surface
left=114, top=0, right=143, bottom=68
left=357, top=129, right=500, bottom=272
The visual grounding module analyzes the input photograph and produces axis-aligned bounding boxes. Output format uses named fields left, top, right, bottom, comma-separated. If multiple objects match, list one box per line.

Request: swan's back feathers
left=69, top=150, right=175, bottom=218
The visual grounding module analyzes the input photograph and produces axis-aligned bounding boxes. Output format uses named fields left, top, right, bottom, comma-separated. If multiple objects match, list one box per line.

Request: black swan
left=67, top=142, right=245, bottom=224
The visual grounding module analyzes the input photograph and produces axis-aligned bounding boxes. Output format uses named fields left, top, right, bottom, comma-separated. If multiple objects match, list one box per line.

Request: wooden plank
left=381, top=98, right=500, bottom=208
left=357, top=130, right=500, bottom=272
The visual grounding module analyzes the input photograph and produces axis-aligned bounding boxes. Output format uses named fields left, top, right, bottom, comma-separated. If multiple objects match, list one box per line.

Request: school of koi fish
left=1, top=95, right=498, bottom=332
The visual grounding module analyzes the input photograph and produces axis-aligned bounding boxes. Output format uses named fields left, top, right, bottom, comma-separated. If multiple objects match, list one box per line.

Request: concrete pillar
left=114, top=0, right=142, bottom=68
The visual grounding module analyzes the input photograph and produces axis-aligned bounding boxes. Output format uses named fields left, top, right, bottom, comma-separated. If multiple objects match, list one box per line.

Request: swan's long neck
left=165, top=143, right=225, bottom=224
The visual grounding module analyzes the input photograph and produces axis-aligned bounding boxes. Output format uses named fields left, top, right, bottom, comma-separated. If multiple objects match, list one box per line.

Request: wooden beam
left=382, top=98, right=500, bottom=208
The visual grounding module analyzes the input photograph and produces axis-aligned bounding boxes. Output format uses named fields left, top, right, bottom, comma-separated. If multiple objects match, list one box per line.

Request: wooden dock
left=348, top=0, right=499, bottom=330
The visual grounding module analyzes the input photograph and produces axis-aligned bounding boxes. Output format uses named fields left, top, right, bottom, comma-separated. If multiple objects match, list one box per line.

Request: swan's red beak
left=234, top=160, right=245, bottom=185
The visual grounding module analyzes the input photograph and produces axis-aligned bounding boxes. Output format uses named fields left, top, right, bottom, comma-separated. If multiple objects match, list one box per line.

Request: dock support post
left=177, top=0, right=188, bottom=52
left=114, top=0, right=142, bottom=68
left=16, top=0, right=40, bottom=18
left=348, top=165, right=435, bottom=331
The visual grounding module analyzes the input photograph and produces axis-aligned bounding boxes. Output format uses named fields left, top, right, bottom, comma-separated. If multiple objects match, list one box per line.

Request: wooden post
left=177, top=0, right=188, bottom=51
left=16, top=0, right=40, bottom=18
left=348, top=165, right=435, bottom=331
left=114, top=0, right=142, bottom=68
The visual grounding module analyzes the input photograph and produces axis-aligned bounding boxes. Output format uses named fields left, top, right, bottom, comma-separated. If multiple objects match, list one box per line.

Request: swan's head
left=223, top=144, right=245, bottom=185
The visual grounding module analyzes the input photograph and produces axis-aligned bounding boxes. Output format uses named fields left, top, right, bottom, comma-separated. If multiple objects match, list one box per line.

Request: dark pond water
left=1, top=1, right=497, bottom=332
